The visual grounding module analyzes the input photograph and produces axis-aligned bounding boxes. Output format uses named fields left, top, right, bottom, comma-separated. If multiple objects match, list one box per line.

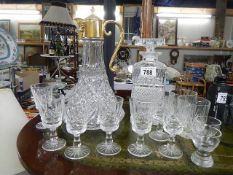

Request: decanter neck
left=140, top=51, right=160, bottom=62
left=82, top=38, right=104, bottom=67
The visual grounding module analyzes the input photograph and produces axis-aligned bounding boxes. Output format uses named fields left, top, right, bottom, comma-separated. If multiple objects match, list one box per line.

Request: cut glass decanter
left=131, top=38, right=167, bottom=116
left=73, top=38, right=118, bottom=130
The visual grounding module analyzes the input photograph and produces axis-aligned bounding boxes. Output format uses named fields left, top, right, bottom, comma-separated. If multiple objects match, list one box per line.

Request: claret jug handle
left=103, top=20, right=124, bottom=73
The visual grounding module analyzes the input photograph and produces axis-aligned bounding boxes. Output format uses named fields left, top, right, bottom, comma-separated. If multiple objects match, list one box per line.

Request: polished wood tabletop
left=17, top=103, right=233, bottom=175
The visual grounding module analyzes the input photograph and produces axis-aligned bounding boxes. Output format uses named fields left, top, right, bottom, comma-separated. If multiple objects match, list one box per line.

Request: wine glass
left=158, top=92, right=183, bottom=159
left=30, top=83, right=51, bottom=130
left=175, top=89, right=197, bottom=139
left=177, top=95, right=196, bottom=139
left=149, top=94, right=169, bottom=142
left=195, top=97, right=211, bottom=117
left=31, top=83, right=66, bottom=151
left=64, top=95, right=93, bottom=160
left=96, top=96, right=124, bottom=156
left=43, top=95, right=66, bottom=151
left=128, top=99, right=154, bottom=157
left=191, top=116, right=222, bottom=168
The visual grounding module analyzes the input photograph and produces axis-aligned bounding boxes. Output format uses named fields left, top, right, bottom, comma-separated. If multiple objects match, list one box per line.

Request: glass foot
left=96, top=142, right=121, bottom=156
left=149, top=130, right=169, bottom=142
left=64, top=145, right=90, bottom=160
left=128, top=143, right=152, bottom=157
left=191, top=151, right=213, bottom=168
left=159, top=143, right=183, bottom=159
left=42, top=138, right=66, bottom=152
left=36, top=122, right=46, bottom=130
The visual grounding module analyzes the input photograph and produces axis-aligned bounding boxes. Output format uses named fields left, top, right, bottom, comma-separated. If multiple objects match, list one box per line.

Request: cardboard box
left=15, top=70, right=39, bottom=92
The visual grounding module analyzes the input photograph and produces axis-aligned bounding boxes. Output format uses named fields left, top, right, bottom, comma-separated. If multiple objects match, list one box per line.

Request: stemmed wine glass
left=191, top=116, right=222, bottom=168
left=158, top=92, right=183, bottom=159
left=128, top=99, right=154, bottom=157
left=96, top=96, right=124, bottom=156
left=31, top=83, right=66, bottom=151
left=31, top=84, right=49, bottom=130
left=64, top=94, right=94, bottom=159
left=149, top=94, right=169, bottom=142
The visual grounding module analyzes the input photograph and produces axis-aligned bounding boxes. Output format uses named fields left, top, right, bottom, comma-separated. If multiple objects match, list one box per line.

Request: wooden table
left=17, top=103, right=233, bottom=175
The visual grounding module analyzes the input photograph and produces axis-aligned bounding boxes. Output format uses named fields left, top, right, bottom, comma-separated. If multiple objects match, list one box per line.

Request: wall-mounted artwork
left=156, top=18, right=177, bottom=46
left=0, top=20, right=10, bottom=32
left=18, top=23, right=41, bottom=42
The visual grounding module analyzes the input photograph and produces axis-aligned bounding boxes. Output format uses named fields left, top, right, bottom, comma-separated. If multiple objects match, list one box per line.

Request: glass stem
left=170, top=136, right=175, bottom=143
left=49, top=128, right=57, bottom=140
left=197, top=149, right=209, bottom=157
left=105, top=132, right=113, bottom=144
left=73, top=134, right=81, bottom=147
left=136, top=135, right=144, bottom=148
left=157, top=123, right=163, bottom=132
left=167, top=136, right=176, bottom=151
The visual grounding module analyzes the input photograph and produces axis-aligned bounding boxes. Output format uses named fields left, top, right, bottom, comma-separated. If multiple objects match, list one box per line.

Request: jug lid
left=83, top=7, right=103, bottom=38
left=85, top=7, right=102, bottom=21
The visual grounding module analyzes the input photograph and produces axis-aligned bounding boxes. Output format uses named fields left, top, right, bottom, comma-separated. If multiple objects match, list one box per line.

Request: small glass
left=96, top=96, right=124, bottom=156
left=158, top=92, right=183, bottom=159
left=191, top=121, right=222, bottom=168
left=31, top=83, right=66, bottom=151
left=31, top=84, right=49, bottom=130
left=177, top=97, right=196, bottom=139
left=149, top=94, right=169, bottom=142
left=176, top=89, right=197, bottom=139
left=64, top=96, right=92, bottom=160
left=128, top=99, right=154, bottom=157
left=42, top=96, right=66, bottom=151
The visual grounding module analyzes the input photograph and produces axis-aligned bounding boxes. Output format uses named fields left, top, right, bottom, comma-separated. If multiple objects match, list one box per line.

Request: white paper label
left=216, top=92, right=228, bottom=104
left=140, top=67, right=156, bottom=76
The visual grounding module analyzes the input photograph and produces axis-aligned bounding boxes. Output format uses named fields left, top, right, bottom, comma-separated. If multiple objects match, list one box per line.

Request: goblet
left=158, top=92, right=183, bottom=159
left=128, top=99, right=154, bottom=157
left=31, top=83, right=66, bottom=151
left=191, top=118, right=222, bottom=168
left=64, top=95, right=93, bottom=159
left=96, top=96, right=124, bottom=156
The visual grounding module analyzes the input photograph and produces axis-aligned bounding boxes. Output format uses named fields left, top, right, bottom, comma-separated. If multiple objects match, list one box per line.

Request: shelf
left=17, top=41, right=49, bottom=46
left=120, top=44, right=233, bottom=51
left=157, top=46, right=233, bottom=51
left=40, top=54, right=75, bottom=58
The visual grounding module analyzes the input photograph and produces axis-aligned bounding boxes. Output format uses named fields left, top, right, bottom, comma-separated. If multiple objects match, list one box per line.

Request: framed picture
left=156, top=18, right=177, bottom=46
left=0, top=20, right=10, bottom=32
left=18, top=23, right=41, bottom=42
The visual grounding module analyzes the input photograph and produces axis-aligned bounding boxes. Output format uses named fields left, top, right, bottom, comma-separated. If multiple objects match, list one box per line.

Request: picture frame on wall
left=0, top=20, right=10, bottom=32
left=156, top=18, right=177, bottom=46
left=18, top=23, right=41, bottom=42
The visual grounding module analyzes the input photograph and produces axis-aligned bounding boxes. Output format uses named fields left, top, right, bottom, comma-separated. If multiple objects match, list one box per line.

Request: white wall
left=177, top=18, right=215, bottom=43
left=224, top=16, right=233, bottom=40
